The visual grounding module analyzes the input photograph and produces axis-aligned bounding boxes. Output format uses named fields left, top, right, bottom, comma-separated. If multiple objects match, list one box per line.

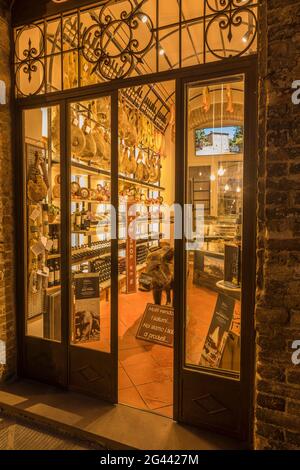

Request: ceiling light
left=159, top=48, right=165, bottom=56
left=218, top=168, right=225, bottom=176
left=141, top=15, right=148, bottom=23
left=242, top=28, right=253, bottom=44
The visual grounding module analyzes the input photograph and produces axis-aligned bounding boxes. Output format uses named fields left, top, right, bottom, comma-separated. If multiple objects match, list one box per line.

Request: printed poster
left=74, top=273, right=100, bottom=344
left=199, top=293, right=235, bottom=368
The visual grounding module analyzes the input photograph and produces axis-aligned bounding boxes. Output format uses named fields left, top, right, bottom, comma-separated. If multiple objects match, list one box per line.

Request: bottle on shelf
left=42, top=203, right=49, bottom=237
left=48, top=260, right=55, bottom=288
left=54, top=260, right=60, bottom=286
left=51, top=225, right=59, bottom=254
left=81, top=203, right=89, bottom=230
left=75, top=204, right=81, bottom=231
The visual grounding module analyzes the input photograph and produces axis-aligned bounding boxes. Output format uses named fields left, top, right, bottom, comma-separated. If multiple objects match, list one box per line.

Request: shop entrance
left=18, top=60, right=256, bottom=443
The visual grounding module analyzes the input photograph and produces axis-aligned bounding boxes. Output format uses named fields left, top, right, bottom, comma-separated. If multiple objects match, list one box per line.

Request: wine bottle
left=75, top=204, right=81, bottom=231
left=81, top=203, right=88, bottom=230
left=48, top=261, right=55, bottom=288
left=54, top=260, right=60, bottom=286
left=52, top=225, right=59, bottom=254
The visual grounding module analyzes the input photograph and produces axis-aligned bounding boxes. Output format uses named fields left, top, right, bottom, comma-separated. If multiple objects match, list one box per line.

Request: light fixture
left=225, top=184, right=230, bottom=192
left=41, top=108, right=48, bottom=138
left=159, top=48, right=165, bottom=56
left=218, top=167, right=225, bottom=176
left=236, top=186, right=241, bottom=193
left=210, top=174, right=216, bottom=182
left=199, top=172, right=202, bottom=176
left=79, top=115, right=85, bottom=129
left=141, top=15, right=148, bottom=23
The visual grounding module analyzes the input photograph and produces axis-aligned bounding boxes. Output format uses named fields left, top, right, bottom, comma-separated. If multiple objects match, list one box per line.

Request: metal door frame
left=14, top=55, right=257, bottom=440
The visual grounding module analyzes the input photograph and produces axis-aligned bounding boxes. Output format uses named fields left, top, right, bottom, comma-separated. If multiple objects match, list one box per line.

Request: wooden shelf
left=47, top=254, right=61, bottom=260
left=71, top=160, right=164, bottom=191
left=100, top=262, right=146, bottom=291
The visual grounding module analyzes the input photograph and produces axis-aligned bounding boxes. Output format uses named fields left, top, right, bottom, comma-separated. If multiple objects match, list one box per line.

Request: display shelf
left=72, top=251, right=110, bottom=266
left=70, top=199, right=111, bottom=204
left=100, top=262, right=147, bottom=291
left=47, top=254, right=61, bottom=260
left=45, top=285, right=61, bottom=294
left=70, top=159, right=164, bottom=191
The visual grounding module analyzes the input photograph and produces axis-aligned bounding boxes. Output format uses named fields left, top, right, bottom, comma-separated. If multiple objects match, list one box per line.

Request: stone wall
left=0, top=1, right=16, bottom=383
left=256, top=0, right=300, bottom=450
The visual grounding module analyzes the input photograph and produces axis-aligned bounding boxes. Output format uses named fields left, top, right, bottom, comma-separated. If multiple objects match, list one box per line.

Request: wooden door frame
left=174, top=60, right=257, bottom=444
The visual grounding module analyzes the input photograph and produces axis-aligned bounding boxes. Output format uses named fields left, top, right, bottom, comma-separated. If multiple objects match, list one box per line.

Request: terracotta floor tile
left=118, top=386, right=147, bottom=410
left=118, top=334, right=149, bottom=351
left=119, top=347, right=154, bottom=368
left=118, top=368, right=133, bottom=390
left=137, top=380, right=173, bottom=410
left=147, top=345, right=174, bottom=367
left=124, top=361, right=172, bottom=387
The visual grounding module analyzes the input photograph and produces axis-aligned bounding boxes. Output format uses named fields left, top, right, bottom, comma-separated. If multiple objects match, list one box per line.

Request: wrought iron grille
left=14, top=0, right=258, bottom=98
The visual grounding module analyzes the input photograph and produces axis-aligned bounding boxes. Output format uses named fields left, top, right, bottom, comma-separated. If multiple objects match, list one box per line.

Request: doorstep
left=0, top=379, right=245, bottom=450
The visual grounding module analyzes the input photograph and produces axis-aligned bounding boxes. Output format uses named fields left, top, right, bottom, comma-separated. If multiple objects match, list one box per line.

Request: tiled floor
left=73, top=269, right=231, bottom=419
left=118, top=290, right=174, bottom=418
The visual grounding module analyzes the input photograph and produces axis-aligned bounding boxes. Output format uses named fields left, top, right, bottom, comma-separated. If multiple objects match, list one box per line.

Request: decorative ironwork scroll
left=205, top=0, right=257, bottom=60
left=81, top=0, right=154, bottom=81
left=14, top=0, right=258, bottom=98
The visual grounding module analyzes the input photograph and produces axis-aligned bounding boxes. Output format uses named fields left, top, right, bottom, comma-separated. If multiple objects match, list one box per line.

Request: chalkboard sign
left=136, top=303, right=174, bottom=348
left=199, top=293, right=235, bottom=368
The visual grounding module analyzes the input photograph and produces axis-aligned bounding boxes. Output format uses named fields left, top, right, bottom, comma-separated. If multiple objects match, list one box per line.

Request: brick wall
left=256, top=0, right=300, bottom=450
left=0, top=2, right=16, bottom=383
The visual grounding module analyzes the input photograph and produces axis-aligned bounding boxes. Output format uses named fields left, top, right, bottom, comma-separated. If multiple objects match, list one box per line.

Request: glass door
left=68, top=94, right=118, bottom=402
left=21, top=104, right=67, bottom=386
left=179, top=71, right=256, bottom=440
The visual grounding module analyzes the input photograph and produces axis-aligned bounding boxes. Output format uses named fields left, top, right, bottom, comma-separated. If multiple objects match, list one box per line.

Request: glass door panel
left=68, top=95, right=117, bottom=401
left=180, top=72, right=256, bottom=440
left=24, top=106, right=62, bottom=341
left=185, top=77, right=244, bottom=374
left=22, top=105, right=66, bottom=386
